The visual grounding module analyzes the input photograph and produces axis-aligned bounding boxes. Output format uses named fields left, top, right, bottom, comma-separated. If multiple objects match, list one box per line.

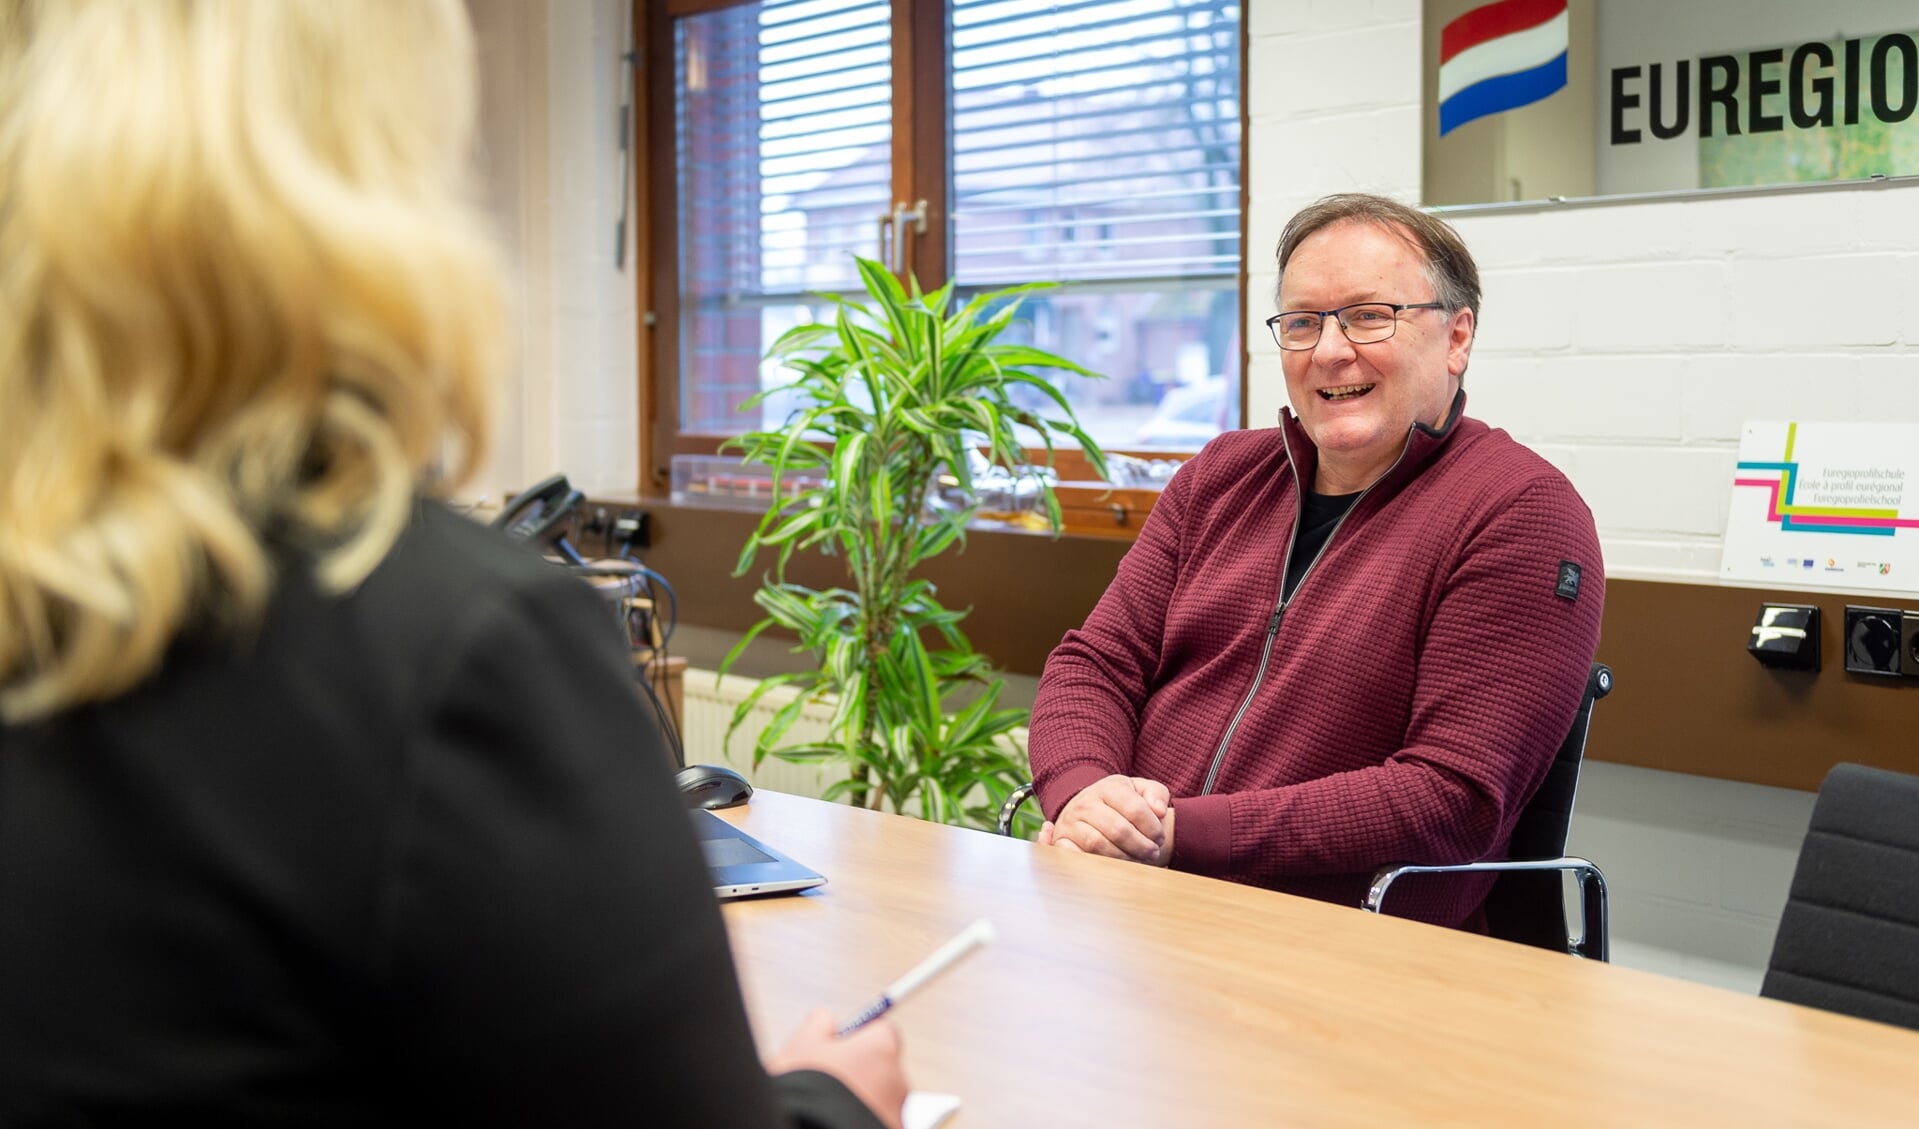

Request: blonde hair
left=0, top=0, right=503, bottom=722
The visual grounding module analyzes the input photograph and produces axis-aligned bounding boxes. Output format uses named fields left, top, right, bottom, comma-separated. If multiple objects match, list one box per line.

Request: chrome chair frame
left=1363, top=856, right=1609, bottom=961
left=995, top=783, right=1038, bottom=838
left=1362, top=662, right=1613, bottom=961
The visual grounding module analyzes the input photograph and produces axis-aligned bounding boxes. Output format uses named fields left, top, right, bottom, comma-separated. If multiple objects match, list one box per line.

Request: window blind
left=678, top=0, right=893, bottom=300
left=951, top=0, right=1242, bottom=284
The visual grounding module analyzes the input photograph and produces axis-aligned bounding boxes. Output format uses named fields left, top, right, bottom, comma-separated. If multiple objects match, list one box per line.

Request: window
left=671, top=0, right=892, bottom=436
left=648, top=0, right=1243, bottom=485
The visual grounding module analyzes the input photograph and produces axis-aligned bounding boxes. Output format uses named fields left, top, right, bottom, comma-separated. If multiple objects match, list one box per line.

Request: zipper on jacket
left=1196, top=425, right=1417, bottom=796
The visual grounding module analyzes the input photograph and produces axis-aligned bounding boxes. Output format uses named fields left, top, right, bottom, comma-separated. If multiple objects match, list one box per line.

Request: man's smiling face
left=1278, top=219, right=1475, bottom=494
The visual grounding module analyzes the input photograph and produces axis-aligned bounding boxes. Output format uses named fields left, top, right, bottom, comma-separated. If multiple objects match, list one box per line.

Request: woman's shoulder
left=282, top=501, right=593, bottom=690
left=380, top=501, right=562, bottom=595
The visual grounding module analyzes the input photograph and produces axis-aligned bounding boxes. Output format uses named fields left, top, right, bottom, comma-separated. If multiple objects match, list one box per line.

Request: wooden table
left=718, top=792, right=1919, bottom=1127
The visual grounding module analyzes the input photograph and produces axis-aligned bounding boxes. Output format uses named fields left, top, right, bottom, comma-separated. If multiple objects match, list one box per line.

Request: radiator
left=680, top=669, right=846, bottom=801
left=679, top=668, right=1031, bottom=815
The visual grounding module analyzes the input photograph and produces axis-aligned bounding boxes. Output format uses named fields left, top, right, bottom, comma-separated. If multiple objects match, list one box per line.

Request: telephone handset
left=494, top=474, right=585, bottom=551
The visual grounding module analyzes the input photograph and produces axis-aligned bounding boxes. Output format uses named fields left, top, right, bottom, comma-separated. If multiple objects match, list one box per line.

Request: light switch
left=1748, top=604, right=1818, bottom=671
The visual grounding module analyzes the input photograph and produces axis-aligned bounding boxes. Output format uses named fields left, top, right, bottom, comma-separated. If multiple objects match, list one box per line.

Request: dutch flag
left=1437, top=0, right=1570, bottom=136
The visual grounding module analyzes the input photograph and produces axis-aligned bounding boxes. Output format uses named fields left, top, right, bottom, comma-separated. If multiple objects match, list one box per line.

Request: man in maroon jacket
left=1027, top=193, right=1604, bottom=930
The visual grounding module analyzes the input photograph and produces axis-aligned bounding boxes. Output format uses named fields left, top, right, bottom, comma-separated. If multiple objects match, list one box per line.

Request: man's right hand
left=1036, top=774, right=1171, bottom=863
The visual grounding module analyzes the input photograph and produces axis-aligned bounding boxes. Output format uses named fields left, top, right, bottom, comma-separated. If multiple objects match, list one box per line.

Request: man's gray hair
left=1274, top=194, right=1482, bottom=321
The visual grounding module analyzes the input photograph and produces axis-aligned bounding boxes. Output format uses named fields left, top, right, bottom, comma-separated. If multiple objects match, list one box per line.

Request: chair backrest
left=1481, top=662, right=1613, bottom=950
left=1760, top=763, right=1919, bottom=1032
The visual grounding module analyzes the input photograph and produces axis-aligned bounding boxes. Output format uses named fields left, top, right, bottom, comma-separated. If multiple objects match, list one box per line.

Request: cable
left=634, top=660, right=686, bottom=770
left=631, top=564, right=682, bottom=768
left=617, top=548, right=677, bottom=649
left=555, top=533, right=686, bottom=769
left=562, top=559, right=685, bottom=768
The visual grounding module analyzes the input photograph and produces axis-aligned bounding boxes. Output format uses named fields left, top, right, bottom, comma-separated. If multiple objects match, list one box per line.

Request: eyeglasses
left=1265, top=301, right=1447, bottom=351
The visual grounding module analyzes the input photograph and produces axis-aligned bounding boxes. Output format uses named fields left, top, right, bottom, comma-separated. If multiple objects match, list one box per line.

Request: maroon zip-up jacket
left=1029, top=392, right=1604, bottom=928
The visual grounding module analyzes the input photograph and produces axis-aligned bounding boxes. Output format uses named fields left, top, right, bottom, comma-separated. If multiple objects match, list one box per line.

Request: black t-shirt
left=1282, top=490, right=1361, bottom=603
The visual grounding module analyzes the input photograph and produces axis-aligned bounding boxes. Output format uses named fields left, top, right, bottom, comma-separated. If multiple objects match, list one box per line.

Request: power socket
left=1903, top=610, right=1919, bottom=680
left=574, top=506, right=609, bottom=558
left=1842, top=606, right=1906, bottom=677
left=611, top=510, right=650, bottom=552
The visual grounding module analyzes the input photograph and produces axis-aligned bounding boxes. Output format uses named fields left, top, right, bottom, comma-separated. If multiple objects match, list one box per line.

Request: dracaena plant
left=718, top=257, right=1107, bottom=830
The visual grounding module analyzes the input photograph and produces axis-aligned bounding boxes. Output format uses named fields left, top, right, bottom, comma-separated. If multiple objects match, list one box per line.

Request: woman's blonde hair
left=0, top=0, right=503, bottom=722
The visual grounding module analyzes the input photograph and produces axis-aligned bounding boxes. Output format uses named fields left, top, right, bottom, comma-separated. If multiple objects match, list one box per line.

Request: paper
left=904, top=1090, right=962, bottom=1129
left=1722, top=421, right=1919, bottom=594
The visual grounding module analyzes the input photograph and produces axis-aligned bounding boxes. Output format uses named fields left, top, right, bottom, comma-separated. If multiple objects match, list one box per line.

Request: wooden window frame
left=633, top=0, right=1251, bottom=529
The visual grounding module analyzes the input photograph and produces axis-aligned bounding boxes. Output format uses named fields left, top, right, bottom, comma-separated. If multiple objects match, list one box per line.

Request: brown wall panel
left=631, top=503, right=1131, bottom=677
left=1590, top=579, right=1919, bottom=792
left=622, top=501, right=1919, bottom=792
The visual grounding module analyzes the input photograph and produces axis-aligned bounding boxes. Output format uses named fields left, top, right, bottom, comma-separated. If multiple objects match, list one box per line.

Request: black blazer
left=0, top=502, right=877, bottom=1128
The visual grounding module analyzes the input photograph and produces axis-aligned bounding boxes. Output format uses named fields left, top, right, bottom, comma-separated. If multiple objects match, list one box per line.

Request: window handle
left=895, top=199, right=928, bottom=236
left=891, top=199, right=927, bottom=275
left=875, top=210, right=895, bottom=271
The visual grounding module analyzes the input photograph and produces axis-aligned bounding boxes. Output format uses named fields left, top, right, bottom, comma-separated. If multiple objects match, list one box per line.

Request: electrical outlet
left=565, top=507, right=597, bottom=558
left=1842, top=605, right=1904, bottom=676
left=612, top=510, right=650, bottom=552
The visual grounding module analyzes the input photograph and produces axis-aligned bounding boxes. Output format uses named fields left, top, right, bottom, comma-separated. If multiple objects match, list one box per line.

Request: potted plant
left=718, top=258, right=1107, bottom=830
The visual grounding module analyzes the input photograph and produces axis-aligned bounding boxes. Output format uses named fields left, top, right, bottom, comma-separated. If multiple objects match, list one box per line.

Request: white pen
left=836, top=918, right=996, bottom=1036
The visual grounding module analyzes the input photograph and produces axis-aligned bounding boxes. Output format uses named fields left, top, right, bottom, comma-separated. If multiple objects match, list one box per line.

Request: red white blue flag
left=1438, top=0, right=1570, bottom=136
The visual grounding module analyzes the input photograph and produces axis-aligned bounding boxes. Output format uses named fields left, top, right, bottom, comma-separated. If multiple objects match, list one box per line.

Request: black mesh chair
left=1759, top=762, right=1919, bottom=1032
left=1363, top=662, right=1613, bottom=961
left=999, top=663, right=1614, bottom=961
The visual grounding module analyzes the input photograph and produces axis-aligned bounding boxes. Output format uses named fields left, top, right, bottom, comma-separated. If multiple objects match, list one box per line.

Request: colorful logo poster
left=1722, top=421, right=1919, bottom=594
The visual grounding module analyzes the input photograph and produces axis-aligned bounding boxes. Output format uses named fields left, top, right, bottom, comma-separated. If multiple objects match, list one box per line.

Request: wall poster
left=1722, top=421, right=1919, bottom=595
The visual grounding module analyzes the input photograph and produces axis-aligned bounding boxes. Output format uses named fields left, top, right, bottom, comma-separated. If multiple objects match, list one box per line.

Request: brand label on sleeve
left=1555, top=560, right=1583, bottom=601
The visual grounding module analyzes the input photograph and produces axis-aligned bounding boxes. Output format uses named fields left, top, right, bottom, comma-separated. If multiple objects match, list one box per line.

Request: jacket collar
left=1278, top=387, right=1468, bottom=496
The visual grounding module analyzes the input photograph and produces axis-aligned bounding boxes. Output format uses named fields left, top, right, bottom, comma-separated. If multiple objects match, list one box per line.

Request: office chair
left=1363, top=662, right=1613, bottom=961
left=1759, top=762, right=1919, bottom=1032
left=998, top=662, right=1614, bottom=960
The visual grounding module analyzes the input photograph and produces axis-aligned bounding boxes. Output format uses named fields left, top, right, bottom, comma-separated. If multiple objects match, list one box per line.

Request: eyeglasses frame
left=1265, top=301, right=1449, bottom=351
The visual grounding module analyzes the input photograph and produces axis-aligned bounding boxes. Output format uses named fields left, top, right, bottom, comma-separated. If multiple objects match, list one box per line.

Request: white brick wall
left=1245, top=3, right=1425, bottom=428
left=469, top=0, right=638, bottom=503
left=543, top=0, right=639, bottom=498
left=1681, top=354, right=1863, bottom=442
left=1730, top=255, right=1905, bottom=348
left=1862, top=351, right=1919, bottom=417
left=1573, top=262, right=1732, bottom=351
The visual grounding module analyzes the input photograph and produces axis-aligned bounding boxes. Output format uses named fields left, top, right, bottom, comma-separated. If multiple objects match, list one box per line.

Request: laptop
left=689, top=808, right=827, bottom=899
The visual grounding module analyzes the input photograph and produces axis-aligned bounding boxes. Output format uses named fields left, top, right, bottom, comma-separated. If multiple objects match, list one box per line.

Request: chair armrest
left=996, top=782, right=1037, bottom=836
left=1364, top=857, right=1609, bottom=962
